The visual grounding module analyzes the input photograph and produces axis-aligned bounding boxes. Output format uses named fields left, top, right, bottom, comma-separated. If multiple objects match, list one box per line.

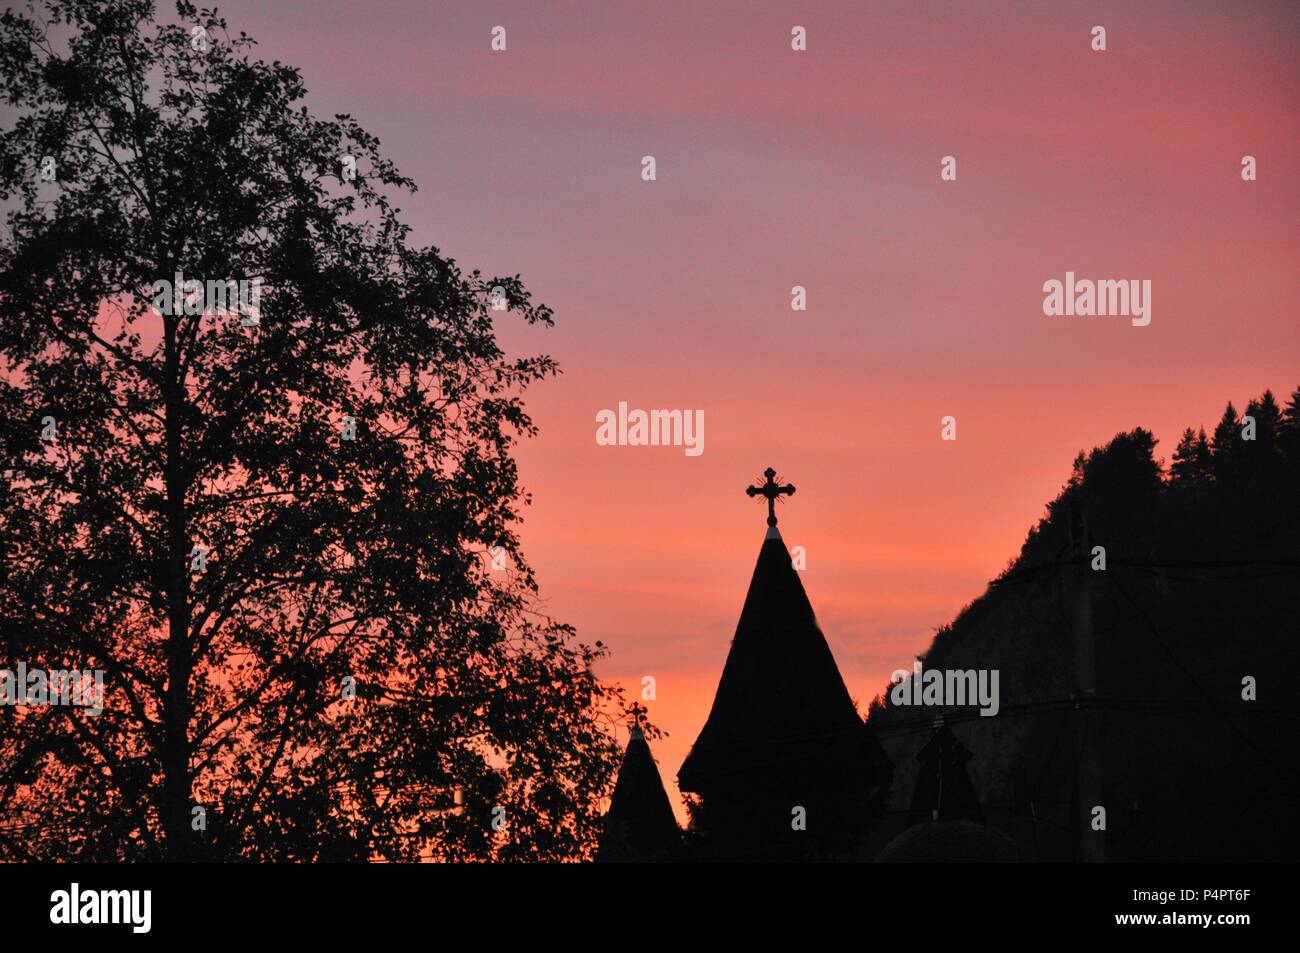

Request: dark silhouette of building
left=875, top=818, right=1015, bottom=862
left=877, top=717, right=1015, bottom=862
left=677, top=469, right=892, bottom=861
left=595, top=719, right=681, bottom=862
left=908, top=717, right=985, bottom=825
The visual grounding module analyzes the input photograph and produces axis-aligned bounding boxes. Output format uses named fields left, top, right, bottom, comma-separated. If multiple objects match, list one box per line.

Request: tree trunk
left=162, top=314, right=195, bottom=860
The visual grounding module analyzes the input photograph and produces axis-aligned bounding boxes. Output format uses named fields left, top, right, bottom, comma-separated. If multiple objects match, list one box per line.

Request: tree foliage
left=0, top=0, right=623, bottom=861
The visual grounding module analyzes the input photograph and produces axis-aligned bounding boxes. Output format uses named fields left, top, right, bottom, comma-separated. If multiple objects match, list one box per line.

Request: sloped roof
left=595, top=728, right=681, bottom=862
left=678, top=528, right=884, bottom=791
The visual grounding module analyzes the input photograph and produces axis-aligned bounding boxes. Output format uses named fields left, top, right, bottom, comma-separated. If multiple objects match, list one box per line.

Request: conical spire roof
left=876, top=719, right=1010, bottom=861
left=907, top=718, right=986, bottom=825
left=595, top=726, right=681, bottom=862
left=678, top=527, right=883, bottom=791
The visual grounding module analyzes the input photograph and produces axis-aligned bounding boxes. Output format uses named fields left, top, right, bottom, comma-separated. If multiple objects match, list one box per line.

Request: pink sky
left=215, top=0, right=1299, bottom=817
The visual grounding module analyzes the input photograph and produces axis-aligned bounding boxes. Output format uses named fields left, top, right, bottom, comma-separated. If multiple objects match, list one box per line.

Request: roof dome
left=875, top=819, right=1017, bottom=863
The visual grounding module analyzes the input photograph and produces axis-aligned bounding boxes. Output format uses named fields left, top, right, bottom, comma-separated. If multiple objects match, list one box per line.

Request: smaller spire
left=628, top=702, right=647, bottom=741
left=596, top=704, right=681, bottom=863
left=908, top=720, right=985, bottom=826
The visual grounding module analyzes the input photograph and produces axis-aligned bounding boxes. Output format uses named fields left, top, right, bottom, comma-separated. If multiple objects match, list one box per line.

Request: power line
left=991, top=554, right=1300, bottom=589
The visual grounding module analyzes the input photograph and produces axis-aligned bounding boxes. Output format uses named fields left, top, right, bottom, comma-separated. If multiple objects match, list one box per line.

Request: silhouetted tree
left=1239, top=390, right=1282, bottom=473
left=1170, top=427, right=1212, bottom=488
left=1281, top=387, right=1300, bottom=459
left=0, top=0, right=623, bottom=861
left=1211, top=401, right=1241, bottom=485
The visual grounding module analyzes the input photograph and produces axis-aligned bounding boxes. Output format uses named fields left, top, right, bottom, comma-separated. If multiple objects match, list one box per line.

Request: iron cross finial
left=628, top=703, right=648, bottom=729
left=746, top=467, right=796, bottom=527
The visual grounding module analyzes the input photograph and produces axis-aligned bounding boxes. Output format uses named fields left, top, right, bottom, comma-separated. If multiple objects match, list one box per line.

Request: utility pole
left=1067, top=500, right=1106, bottom=862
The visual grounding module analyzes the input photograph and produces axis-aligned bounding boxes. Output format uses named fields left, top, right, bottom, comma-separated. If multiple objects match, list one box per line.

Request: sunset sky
left=214, top=0, right=1298, bottom=817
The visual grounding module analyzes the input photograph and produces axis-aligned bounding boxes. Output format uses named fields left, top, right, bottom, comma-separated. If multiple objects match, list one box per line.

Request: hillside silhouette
left=867, top=386, right=1300, bottom=861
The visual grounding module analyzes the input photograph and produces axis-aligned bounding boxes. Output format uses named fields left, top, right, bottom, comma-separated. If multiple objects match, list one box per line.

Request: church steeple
left=595, top=706, right=681, bottom=863
left=875, top=716, right=1014, bottom=862
left=677, top=468, right=892, bottom=859
left=907, top=716, right=986, bottom=825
